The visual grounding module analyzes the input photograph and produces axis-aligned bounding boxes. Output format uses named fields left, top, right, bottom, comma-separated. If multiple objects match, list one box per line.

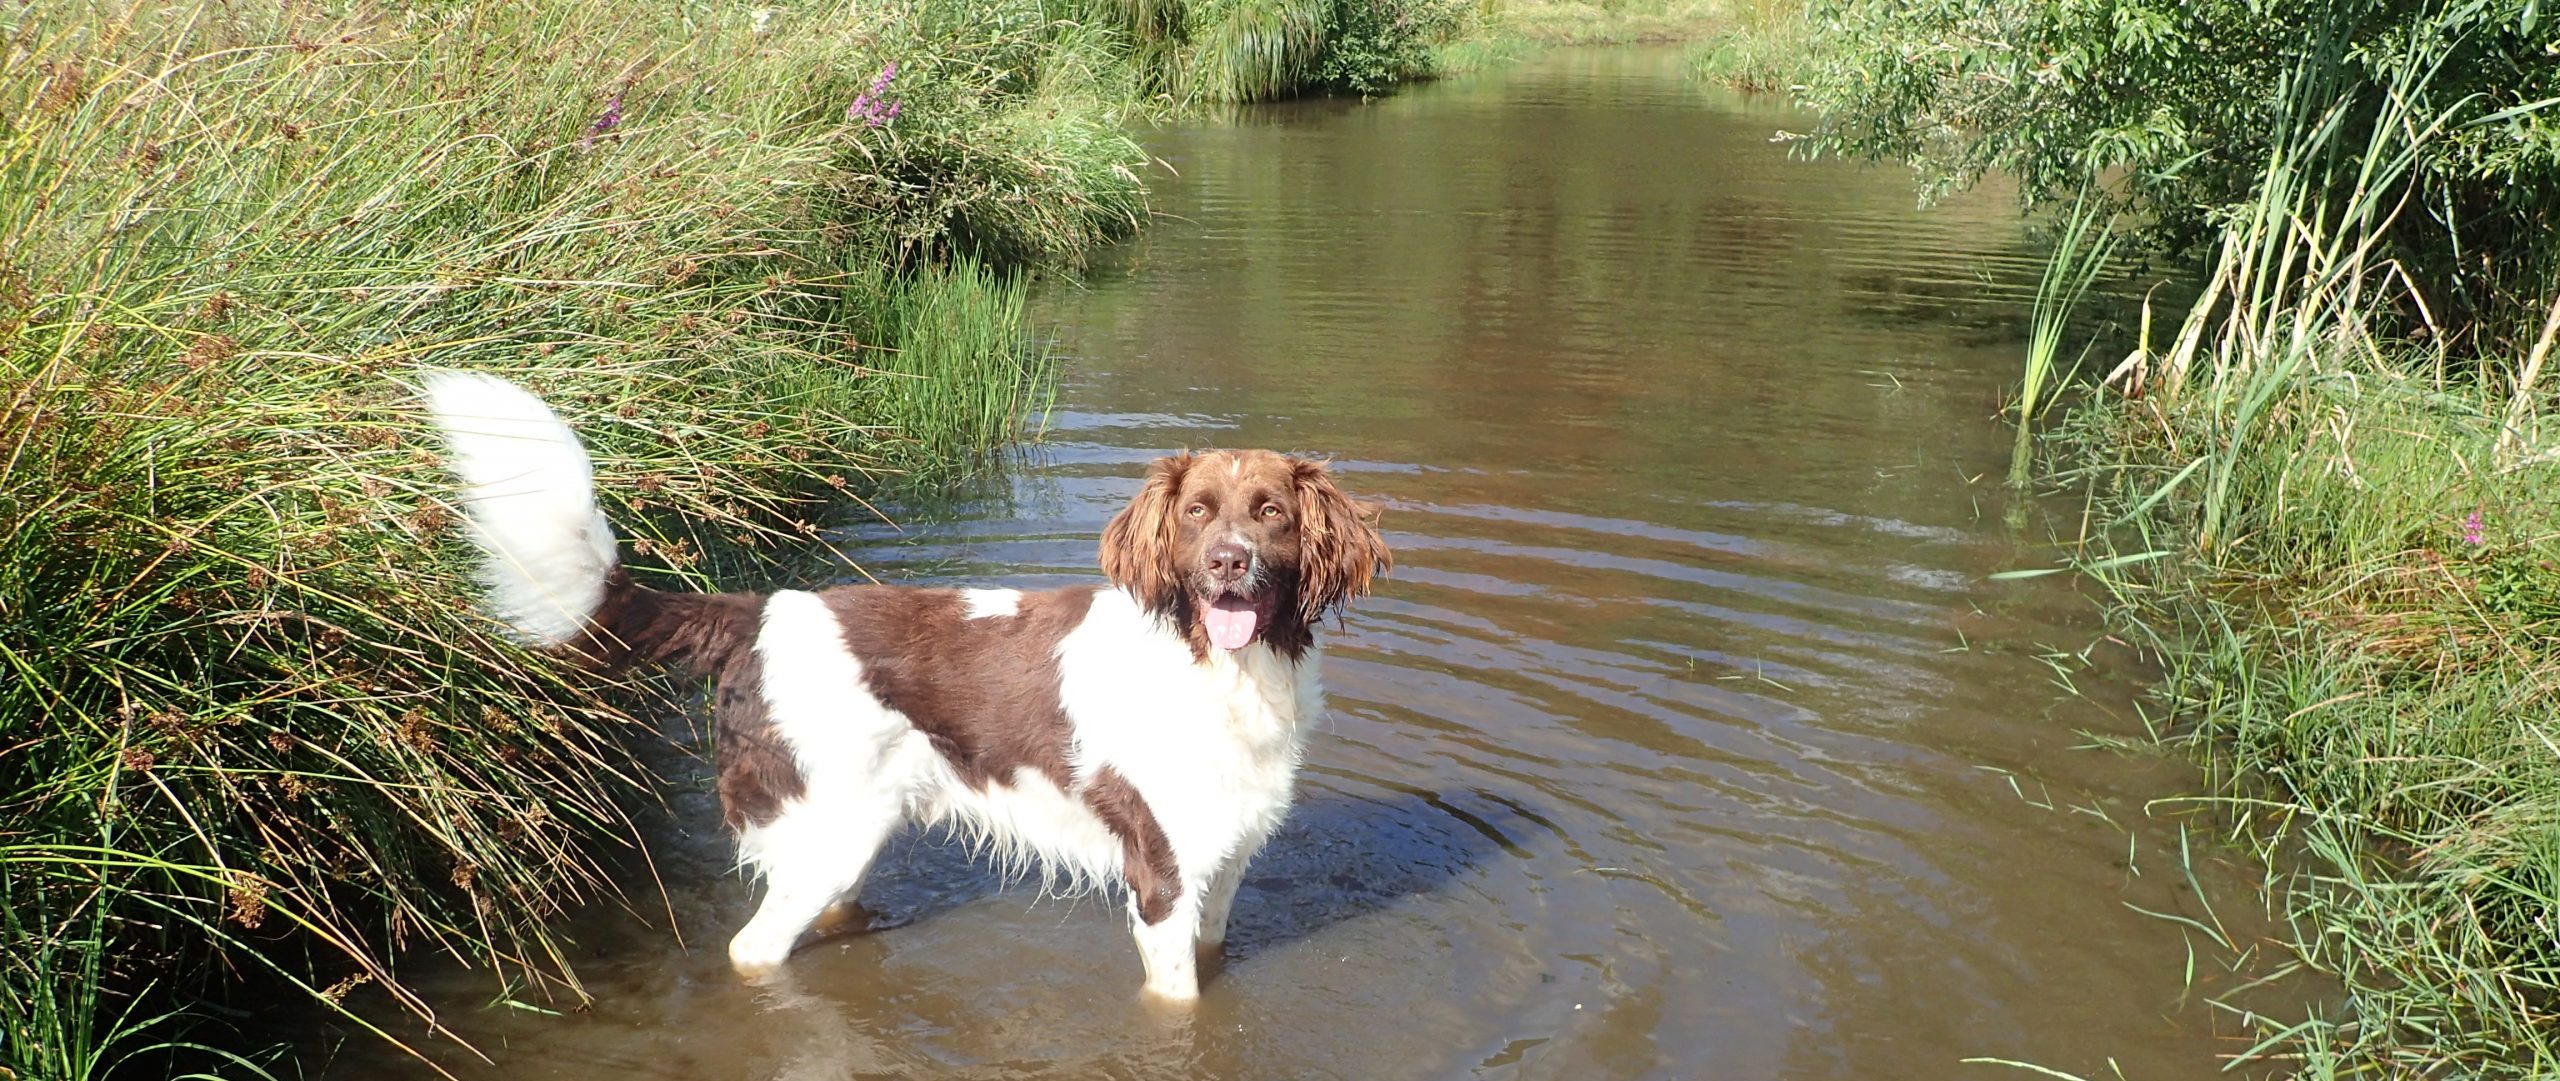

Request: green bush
left=1797, top=0, right=2560, bottom=351
left=1318, top=0, right=1468, bottom=94
left=1069, top=0, right=1468, bottom=103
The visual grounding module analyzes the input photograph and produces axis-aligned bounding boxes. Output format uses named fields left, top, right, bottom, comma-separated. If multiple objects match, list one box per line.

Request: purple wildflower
left=2463, top=509, right=2485, bottom=546
left=579, top=92, right=623, bottom=150
left=847, top=62, right=902, bottom=128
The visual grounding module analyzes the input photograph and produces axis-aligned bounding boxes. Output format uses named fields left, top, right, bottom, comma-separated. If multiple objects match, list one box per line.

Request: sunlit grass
left=861, top=256, right=1059, bottom=458
left=1182, top=0, right=1330, bottom=103
left=1485, top=0, right=1726, bottom=45
left=1682, top=0, right=1813, bottom=91
left=2011, top=9, right=2560, bottom=1076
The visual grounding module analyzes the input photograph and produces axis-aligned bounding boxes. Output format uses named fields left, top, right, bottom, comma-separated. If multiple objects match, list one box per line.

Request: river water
left=318, top=46, right=2266, bottom=1081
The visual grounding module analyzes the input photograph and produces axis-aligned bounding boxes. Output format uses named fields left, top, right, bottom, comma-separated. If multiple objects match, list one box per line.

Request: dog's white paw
left=727, top=929, right=795, bottom=977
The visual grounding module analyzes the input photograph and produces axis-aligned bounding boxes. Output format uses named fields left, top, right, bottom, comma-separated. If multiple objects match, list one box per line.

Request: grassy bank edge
left=2033, top=356, right=2560, bottom=1078
left=1428, top=0, right=1808, bottom=86
left=0, top=0, right=1139, bottom=1075
left=1987, top=32, right=2560, bottom=1079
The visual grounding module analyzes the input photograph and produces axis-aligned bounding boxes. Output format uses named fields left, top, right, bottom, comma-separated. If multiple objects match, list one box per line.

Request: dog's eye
left=1260, top=504, right=1283, bottom=519
left=1186, top=504, right=1208, bottom=520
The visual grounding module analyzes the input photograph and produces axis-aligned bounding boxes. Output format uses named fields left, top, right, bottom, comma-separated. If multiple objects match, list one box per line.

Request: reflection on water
left=311, top=46, right=2262, bottom=1081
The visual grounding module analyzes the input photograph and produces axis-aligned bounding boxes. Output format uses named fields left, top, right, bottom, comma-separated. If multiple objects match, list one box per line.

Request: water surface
left=322, top=46, right=2261, bottom=1081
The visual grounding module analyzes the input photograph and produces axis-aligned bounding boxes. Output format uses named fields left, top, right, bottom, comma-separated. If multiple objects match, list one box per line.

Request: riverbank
left=1435, top=0, right=1803, bottom=83
left=1764, top=0, right=2560, bottom=1074
left=1670, top=0, right=2560, bottom=1073
left=1474, top=0, right=1725, bottom=44
left=2029, top=109, right=2560, bottom=1068
left=0, top=0, right=1152, bottom=1075
left=2051, top=323, right=2560, bottom=1079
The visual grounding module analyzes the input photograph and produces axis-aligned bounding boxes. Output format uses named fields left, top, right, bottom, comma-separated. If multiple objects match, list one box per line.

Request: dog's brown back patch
left=820, top=584, right=1097, bottom=791
left=816, top=584, right=1188, bottom=918
left=572, top=568, right=763, bottom=676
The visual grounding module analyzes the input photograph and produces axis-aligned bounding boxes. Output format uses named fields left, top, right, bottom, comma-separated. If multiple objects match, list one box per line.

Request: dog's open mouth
left=1198, top=592, right=1276, bottom=651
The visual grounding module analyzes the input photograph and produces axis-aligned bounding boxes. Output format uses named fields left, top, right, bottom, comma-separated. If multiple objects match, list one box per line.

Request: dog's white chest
left=1055, top=591, right=1320, bottom=872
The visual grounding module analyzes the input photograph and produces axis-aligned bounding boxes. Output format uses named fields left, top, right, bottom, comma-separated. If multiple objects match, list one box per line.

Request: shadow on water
left=855, top=783, right=1520, bottom=959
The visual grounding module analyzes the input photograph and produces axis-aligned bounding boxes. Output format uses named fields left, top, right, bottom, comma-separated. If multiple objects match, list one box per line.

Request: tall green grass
left=1185, top=0, right=1331, bottom=102
left=1683, top=0, right=1813, bottom=90
left=2010, top=189, right=2117, bottom=490
left=2071, top=11, right=2476, bottom=548
left=2007, top=4, right=2560, bottom=1075
left=861, top=257, right=1060, bottom=457
left=0, top=0, right=1147, bottom=1074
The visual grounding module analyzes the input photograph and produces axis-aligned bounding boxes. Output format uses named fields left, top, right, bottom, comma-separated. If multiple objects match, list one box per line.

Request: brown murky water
left=316, top=46, right=2268, bottom=1081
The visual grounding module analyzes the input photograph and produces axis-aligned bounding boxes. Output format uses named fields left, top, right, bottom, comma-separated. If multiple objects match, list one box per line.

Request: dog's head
left=1099, top=450, right=1390, bottom=657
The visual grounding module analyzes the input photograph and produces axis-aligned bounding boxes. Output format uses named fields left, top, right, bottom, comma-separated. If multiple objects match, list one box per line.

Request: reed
left=2009, top=188, right=2117, bottom=491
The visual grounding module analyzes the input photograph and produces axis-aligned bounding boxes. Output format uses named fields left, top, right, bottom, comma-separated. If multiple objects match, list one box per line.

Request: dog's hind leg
left=729, top=799, right=901, bottom=976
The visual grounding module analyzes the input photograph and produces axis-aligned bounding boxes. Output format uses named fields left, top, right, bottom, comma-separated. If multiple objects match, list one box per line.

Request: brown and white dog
left=420, top=372, right=1389, bottom=1001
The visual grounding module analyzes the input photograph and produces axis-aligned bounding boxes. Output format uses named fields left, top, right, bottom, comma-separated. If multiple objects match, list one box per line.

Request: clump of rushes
left=0, top=0, right=1148, bottom=1074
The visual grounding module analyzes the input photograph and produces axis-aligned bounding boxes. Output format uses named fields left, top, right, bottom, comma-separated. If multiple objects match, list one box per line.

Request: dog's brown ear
left=1291, top=457, right=1389, bottom=625
left=1100, top=453, right=1193, bottom=614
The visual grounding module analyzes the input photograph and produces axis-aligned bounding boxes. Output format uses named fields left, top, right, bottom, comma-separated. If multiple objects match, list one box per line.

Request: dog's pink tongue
left=1202, top=596, right=1261, bottom=651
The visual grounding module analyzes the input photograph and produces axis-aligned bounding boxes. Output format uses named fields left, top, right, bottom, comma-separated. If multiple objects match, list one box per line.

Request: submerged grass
left=1, top=0, right=1148, bottom=1074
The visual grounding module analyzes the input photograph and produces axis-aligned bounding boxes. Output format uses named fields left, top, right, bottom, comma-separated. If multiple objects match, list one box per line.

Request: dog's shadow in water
left=632, top=718, right=1532, bottom=966
left=851, top=781, right=1525, bottom=963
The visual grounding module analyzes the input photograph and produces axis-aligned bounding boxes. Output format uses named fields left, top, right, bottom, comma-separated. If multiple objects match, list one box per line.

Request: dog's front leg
left=1130, top=889, right=1206, bottom=1003
left=1193, top=855, right=1248, bottom=974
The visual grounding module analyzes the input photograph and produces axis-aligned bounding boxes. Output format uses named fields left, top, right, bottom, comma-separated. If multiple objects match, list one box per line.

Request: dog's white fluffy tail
left=419, top=370, right=618, bottom=648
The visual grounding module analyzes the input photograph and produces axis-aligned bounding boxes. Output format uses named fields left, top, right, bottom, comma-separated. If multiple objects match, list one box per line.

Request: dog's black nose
left=1206, top=542, right=1251, bottom=583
